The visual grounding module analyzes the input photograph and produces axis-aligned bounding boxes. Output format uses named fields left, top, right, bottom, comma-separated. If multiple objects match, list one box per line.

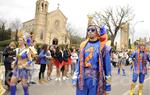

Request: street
left=3, top=65, right=150, bottom=95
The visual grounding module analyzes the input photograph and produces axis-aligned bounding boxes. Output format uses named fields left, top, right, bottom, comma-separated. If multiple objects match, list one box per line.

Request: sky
left=0, top=0, right=150, bottom=42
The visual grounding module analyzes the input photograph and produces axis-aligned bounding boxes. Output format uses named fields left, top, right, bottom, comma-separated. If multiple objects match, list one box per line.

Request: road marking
left=122, top=76, right=150, bottom=95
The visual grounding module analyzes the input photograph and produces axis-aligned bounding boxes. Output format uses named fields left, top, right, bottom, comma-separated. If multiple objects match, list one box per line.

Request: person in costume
left=54, top=46, right=63, bottom=81
left=129, top=40, right=150, bottom=95
left=10, top=32, right=33, bottom=95
left=72, top=16, right=112, bottom=95
left=27, top=32, right=38, bottom=84
left=117, top=50, right=127, bottom=76
left=62, top=46, right=70, bottom=80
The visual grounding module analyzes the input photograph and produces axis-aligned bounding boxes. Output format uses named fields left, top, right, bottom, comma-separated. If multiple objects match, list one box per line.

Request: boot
left=10, top=85, right=16, bottom=95
left=23, top=85, right=29, bottom=95
left=130, top=83, right=136, bottom=95
left=118, top=68, right=120, bottom=75
left=122, top=69, right=126, bottom=76
left=138, top=84, right=143, bottom=95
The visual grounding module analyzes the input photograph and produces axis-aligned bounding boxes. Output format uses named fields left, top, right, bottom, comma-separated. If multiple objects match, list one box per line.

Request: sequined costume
left=129, top=42, right=150, bottom=95
left=10, top=32, right=33, bottom=95
left=72, top=16, right=112, bottom=95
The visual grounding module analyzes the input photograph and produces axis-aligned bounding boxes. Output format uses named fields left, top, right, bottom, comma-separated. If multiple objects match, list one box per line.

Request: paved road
left=2, top=65, right=150, bottom=95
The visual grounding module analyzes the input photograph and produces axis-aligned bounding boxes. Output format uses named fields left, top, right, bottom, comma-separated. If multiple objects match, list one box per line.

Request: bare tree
left=93, top=5, right=134, bottom=47
left=66, top=23, right=84, bottom=47
left=0, top=19, right=7, bottom=41
left=10, top=19, right=22, bottom=41
left=67, top=23, right=78, bottom=36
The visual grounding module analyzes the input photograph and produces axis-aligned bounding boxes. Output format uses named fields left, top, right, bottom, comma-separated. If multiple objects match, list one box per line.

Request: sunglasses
left=87, top=28, right=96, bottom=32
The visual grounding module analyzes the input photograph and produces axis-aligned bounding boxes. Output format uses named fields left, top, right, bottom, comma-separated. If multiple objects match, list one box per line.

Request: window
left=41, top=3, right=44, bottom=11
left=40, top=32, right=43, bottom=40
left=54, top=20, right=60, bottom=28
left=45, top=4, right=47, bottom=10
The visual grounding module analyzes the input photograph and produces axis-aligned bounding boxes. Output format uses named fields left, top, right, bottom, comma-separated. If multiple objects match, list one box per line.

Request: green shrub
left=0, top=40, right=12, bottom=51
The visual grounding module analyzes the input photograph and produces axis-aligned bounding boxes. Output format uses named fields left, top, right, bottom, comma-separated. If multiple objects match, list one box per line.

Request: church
left=21, top=0, right=70, bottom=46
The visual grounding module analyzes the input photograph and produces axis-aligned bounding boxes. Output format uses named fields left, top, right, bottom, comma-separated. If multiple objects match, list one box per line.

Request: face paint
left=87, top=28, right=97, bottom=32
left=87, top=26, right=98, bottom=40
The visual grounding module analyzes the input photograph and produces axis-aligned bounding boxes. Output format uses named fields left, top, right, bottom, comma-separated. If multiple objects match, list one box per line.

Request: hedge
left=0, top=40, right=12, bottom=51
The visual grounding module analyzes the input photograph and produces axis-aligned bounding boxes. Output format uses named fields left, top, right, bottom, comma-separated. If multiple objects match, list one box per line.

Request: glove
left=105, top=75, right=111, bottom=92
left=106, top=75, right=111, bottom=84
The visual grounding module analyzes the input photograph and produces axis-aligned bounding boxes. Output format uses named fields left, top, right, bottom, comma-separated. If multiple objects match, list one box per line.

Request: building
left=21, top=0, right=70, bottom=45
left=120, top=23, right=129, bottom=50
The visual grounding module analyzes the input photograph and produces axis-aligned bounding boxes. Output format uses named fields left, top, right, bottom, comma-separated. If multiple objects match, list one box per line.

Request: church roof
left=48, top=8, right=67, bottom=20
left=23, top=19, right=34, bottom=24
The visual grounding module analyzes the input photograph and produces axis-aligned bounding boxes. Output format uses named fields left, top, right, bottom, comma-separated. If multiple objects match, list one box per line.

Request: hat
left=87, top=15, right=99, bottom=28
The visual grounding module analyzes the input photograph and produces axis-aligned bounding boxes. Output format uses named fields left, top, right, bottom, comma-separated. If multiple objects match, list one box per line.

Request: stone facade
left=21, top=0, right=70, bottom=45
left=120, top=23, right=129, bottom=50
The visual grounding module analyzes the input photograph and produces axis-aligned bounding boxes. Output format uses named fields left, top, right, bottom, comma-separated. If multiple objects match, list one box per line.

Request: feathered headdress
left=17, top=31, right=32, bottom=47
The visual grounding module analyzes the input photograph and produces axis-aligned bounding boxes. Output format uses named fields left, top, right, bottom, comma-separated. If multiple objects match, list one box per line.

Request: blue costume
left=129, top=47, right=150, bottom=95
left=72, top=18, right=112, bottom=95
left=117, top=52, right=126, bottom=76
left=10, top=33, right=33, bottom=95
left=73, top=41, right=112, bottom=95
left=10, top=48, right=32, bottom=95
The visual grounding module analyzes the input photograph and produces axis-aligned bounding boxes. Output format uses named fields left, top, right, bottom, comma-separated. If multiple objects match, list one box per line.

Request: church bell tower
left=34, top=0, right=49, bottom=43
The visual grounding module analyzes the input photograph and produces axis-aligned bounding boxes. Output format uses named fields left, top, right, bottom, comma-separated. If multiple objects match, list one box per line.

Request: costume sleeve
left=128, top=51, right=136, bottom=63
left=130, top=51, right=136, bottom=59
left=103, top=46, right=112, bottom=93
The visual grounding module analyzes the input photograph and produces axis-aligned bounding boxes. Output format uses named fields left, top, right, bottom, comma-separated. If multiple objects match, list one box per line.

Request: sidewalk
left=0, top=64, right=72, bottom=82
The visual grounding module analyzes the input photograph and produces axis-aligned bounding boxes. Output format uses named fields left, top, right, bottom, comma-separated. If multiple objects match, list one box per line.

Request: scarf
left=79, top=38, right=105, bottom=95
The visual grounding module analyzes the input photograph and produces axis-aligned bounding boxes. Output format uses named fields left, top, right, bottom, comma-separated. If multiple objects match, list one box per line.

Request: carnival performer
left=117, top=51, right=126, bottom=76
left=129, top=41, right=150, bottom=95
left=54, top=46, right=63, bottom=81
left=10, top=32, right=33, bottom=95
left=72, top=16, right=112, bottom=95
left=27, top=32, right=37, bottom=84
left=62, top=46, right=69, bottom=80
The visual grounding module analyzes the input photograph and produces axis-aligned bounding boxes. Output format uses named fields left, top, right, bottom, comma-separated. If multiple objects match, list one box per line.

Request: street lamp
left=131, top=20, right=144, bottom=43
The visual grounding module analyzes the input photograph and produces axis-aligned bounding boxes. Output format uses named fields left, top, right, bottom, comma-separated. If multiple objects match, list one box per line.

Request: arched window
left=41, top=3, right=44, bottom=11
left=45, top=4, right=47, bottom=10
left=54, top=20, right=60, bottom=29
left=40, top=32, right=43, bottom=40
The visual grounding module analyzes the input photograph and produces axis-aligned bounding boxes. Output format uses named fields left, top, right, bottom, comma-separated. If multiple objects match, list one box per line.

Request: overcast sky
left=0, top=0, right=150, bottom=41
